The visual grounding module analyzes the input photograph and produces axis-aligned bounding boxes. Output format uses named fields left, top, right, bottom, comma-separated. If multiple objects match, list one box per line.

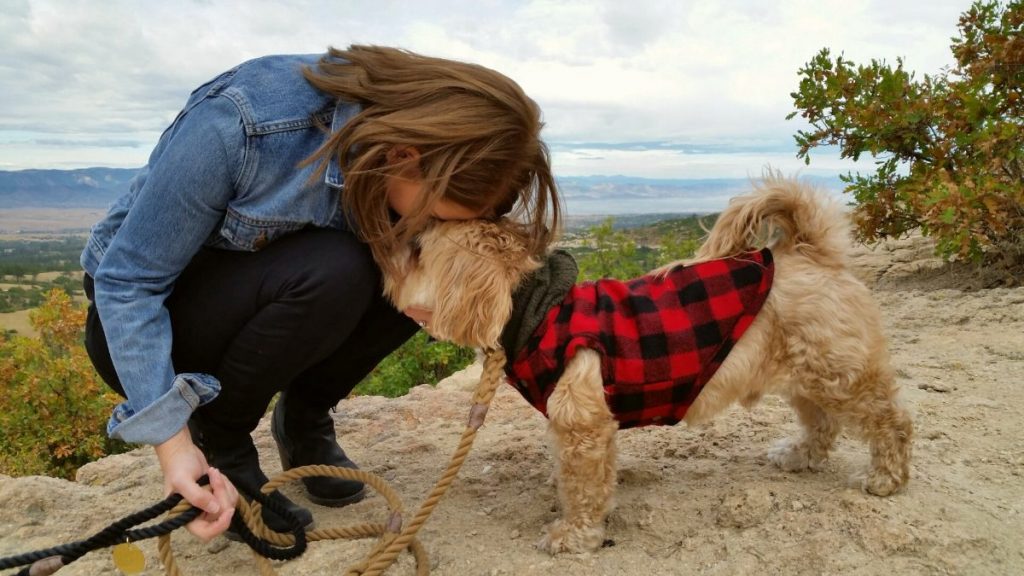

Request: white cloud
left=0, top=0, right=972, bottom=177
left=550, top=145, right=862, bottom=179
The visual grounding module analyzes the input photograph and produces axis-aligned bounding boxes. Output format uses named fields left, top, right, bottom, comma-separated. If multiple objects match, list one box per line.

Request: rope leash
left=0, top=482, right=202, bottom=576
left=0, top=473, right=306, bottom=576
left=355, top=348, right=502, bottom=576
left=2, top=348, right=506, bottom=576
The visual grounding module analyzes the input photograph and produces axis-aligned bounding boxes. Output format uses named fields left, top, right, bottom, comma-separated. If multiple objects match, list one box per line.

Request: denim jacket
left=81, top=54, right=360, bottom=445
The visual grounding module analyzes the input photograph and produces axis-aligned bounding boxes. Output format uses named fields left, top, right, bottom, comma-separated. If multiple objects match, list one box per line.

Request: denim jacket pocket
left=213, top=207, right=307, bottom=251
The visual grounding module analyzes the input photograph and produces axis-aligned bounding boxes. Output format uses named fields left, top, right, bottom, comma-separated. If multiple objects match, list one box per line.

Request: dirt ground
left=1, top=233, right=1022, bottom=576
left=0, top=208, right=105, bottom=236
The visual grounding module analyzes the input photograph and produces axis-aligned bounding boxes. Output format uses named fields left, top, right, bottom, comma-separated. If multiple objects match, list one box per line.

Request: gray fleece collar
left=499, top=249, right=579, bottom=359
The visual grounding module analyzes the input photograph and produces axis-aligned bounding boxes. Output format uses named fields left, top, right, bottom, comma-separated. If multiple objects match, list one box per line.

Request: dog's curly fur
left=383, top=176, right=913, bottom=554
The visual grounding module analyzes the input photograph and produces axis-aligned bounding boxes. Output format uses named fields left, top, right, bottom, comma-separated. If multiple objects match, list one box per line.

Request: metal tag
left=111, top=542, right=146, bottom=574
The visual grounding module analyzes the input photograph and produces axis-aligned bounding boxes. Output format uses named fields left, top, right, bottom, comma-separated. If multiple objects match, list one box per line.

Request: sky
left=0, top=0, right=973, bottom=180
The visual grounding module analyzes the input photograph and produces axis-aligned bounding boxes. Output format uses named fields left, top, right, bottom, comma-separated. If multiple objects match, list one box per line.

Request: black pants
left=84, top=228, right=418, bottom=434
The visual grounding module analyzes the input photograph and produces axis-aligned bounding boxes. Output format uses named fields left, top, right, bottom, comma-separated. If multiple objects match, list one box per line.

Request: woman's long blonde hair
left=303, top=45, right=562, bottom=275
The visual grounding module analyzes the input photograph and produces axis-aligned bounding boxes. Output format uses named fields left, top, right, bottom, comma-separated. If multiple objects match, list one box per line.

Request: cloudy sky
left=1, top=0, right=971, bottom=179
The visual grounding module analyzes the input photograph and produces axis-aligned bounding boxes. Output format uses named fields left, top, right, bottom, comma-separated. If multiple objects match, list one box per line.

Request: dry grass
left=0, top=208, right=104, bottom=236
left=0, top=309, right=35, bottom=337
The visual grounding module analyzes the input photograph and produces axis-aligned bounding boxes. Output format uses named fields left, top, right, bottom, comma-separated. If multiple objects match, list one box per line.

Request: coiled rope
left=2, top=348, right=506, bottom=576
left=0, top=473, right=307, bottom=576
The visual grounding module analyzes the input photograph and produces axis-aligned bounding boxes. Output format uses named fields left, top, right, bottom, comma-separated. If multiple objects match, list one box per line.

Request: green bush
left=0, top=237, right=86, bottom=276
left=789, top=0, right=1023, bottom=261
left=573, top=217, right=702, bottom=281
left=0, top=285, right=47, bottom=313
left=0, top=289, right=129, bottom=479
left=352, top=331, right=477, bottom=397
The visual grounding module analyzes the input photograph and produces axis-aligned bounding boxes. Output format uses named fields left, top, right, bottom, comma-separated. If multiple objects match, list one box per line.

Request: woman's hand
left=153, top=427, right=237, bottom=541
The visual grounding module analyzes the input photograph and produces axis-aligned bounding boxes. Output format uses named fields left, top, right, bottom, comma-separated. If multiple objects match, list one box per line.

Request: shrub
left=576, top=218, right=652, bottom=280
left=789, top=0, right=1023, bottom=261
left=352, top=332, right=477, bottom=397
left=0, top=289, right=129, bottom=479
left=574, top=217, right=701, bottom=281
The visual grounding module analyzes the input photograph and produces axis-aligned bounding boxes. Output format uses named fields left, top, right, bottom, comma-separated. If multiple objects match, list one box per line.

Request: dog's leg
left=768, top=394, right=841, bottom=472
left=538, top=349, right=618, bottom=554
left=850, top=385, right=913, bottom=496
left=761, top=270, right=912, bottom=495
left=787, top=371, right=912, bottom=496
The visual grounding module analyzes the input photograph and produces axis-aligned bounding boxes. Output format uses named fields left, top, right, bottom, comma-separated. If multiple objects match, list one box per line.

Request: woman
left=82, top=45, right=561, bottom=540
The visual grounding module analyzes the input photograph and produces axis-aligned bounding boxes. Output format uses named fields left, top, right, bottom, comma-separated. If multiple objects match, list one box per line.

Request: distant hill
left=559, top=174, right=846, bottom=216
left=0, top=168, right=846, bottom=215
left=0, top=167, right=138, bottom=208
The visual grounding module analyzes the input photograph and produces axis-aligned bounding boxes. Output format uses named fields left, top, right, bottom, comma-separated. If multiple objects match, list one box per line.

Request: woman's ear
left=385, top=145, right=421, bottom=169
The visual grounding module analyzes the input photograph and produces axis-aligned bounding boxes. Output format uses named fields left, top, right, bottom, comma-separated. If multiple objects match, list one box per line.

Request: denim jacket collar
left=326, top=101, right=361, bottom=189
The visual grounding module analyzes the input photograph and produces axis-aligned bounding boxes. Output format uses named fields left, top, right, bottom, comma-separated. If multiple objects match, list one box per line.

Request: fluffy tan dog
left=383, top=176, right=913, bottom=554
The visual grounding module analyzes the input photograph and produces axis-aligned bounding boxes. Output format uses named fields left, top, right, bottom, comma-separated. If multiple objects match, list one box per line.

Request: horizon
left=0, top=166, right=849, bottom=217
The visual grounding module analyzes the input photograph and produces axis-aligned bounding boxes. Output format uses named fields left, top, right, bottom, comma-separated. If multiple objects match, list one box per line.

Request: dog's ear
left=473, top=218, right=544, bottom=282
left=430, top=219, right=540, bottom=348
left=381, top=240, right=412, bottom=306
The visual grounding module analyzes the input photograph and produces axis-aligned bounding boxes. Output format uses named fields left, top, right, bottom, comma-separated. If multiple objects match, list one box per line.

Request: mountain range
left=0, top=167, right=136, bottom=208
left=0, top=167, right=846, bottom=216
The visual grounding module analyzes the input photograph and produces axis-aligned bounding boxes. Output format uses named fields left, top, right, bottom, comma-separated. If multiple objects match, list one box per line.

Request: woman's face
left=384, top=145, right=486, bottom=221
left=386, top=175, right=484, bottom=221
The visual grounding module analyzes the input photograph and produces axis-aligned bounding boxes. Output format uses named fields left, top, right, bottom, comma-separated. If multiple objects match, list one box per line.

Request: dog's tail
left=695, top=172, right=849, bottom=268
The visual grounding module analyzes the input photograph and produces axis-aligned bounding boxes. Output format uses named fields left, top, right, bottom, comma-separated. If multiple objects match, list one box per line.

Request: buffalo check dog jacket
left=500, top=249, right=775, bottom=429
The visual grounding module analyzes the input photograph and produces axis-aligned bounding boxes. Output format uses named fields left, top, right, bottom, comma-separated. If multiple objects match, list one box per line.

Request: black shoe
left=271, top=392, right=366, bottom=507
left=187, top=416, right=314, bottom=537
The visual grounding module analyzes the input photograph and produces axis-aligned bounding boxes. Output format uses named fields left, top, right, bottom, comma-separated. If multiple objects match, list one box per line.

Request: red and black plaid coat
left=506, top=249, right=774, bottom=429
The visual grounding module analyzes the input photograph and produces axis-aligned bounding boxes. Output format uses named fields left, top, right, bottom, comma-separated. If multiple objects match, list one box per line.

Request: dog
left=383, top=176, right=913, bottom=554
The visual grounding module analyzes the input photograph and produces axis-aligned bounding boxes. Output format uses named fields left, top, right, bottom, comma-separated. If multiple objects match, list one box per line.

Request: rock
left=436, top=360, right=484, bottom=392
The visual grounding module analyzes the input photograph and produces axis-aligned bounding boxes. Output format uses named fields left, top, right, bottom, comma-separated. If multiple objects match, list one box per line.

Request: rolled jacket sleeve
left=93, top=95, right=244, bottom=445
left=107, top=373, right=222, bottom=445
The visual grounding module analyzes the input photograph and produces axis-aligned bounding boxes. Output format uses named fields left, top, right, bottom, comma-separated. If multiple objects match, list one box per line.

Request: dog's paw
left=768, top=438, right=825, bottom=472
left=535, top=520, right=603, bottom=555
left=859, top=469, right=903, bottom=496
left=535, top=531, right=560, bottom=554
